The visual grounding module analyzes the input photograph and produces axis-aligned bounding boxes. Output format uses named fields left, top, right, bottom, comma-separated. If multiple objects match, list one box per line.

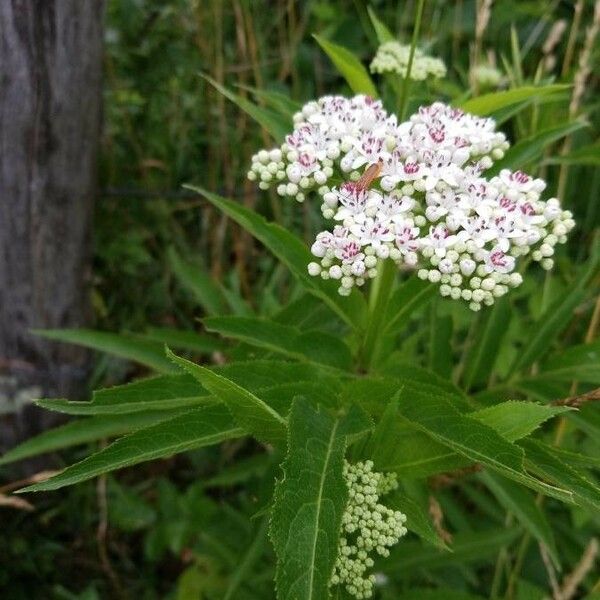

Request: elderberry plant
left=5, top=4, right=599, bottom=600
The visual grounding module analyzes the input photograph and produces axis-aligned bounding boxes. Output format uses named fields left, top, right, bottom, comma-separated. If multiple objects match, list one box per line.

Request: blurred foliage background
left=2, top=0, right=599, bottom=598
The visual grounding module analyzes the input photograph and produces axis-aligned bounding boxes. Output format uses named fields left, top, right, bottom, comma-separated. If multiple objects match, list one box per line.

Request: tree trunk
left=0, top=1, right=104, bottom=454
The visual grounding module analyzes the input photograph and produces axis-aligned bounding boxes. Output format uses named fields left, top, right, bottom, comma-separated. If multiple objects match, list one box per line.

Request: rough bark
left=0, top=1, right=104, bottom=453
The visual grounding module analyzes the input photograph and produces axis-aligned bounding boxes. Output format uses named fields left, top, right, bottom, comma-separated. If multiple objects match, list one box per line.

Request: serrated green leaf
left=205, top=316, right=352, bottom=370
left=472, top=401, right=570, bottom=442
left=19, top=405, right=243, bottom=492
left=184, top=185, right=367, bottom=330
left=36, top=374, right=209, bottom=415
left=395, top=389, right=571, bottom=501
left=313, top=35, right=377, bottom=97
left=0, top=411, right=186, bottom=465
left=167, top=349, right=287, bottom=445
left=480, top=471, right=559, bottom=567
left=270, top=399, right=347, bottom=600
left=457, top=84, right=570, bottom=116
left=32, top=329, right=177, bottom=373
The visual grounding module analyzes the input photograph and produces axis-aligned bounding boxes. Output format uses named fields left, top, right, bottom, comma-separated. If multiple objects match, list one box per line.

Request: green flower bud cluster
left=330, top=460, right=407, bottom=599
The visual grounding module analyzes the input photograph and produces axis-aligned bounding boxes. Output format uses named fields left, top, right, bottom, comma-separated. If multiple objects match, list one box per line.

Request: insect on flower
left=355, top=160, right=383, bottom=192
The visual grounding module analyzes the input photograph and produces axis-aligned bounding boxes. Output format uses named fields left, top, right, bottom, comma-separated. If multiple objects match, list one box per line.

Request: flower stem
left=398, top=0, right=426, bottom=120
left=359, top=259, right=397, bottom=372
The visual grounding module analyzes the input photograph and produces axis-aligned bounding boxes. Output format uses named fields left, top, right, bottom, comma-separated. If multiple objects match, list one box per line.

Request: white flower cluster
left=331, top=460, right=407, bottom=599
left=248, top=95, right=392, bottom=202
left=248, top=96, right=575, bottom=309
left=370, top=41, right=447, bottom=80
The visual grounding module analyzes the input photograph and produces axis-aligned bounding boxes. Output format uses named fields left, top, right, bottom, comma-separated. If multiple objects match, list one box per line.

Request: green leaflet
left=456, top=84, right=570, bottom=116
left=0, top=410, right=188, bottom=465
left=480, top=471, right=559, bottom=567
left=313, top=35, right=377, bottom=97
left=19, top=405, right=243, bottom=492
left=395, top=389, right=572, bottom=502
left=472, top=401, right=570, bottom=442
left=32, top=328, right=178, bottom=373
left=270, top=399, right=348, bottom=600
left=184, top=185, right=367, bottom=330
left=38, top=360, right=338, bottom=416
left=167, top=349, right=288, bottom=446
left=204, top=316, right=353, bottom=370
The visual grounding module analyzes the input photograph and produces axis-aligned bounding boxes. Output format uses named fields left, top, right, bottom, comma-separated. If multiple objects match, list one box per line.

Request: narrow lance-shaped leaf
left=32, top=328, right=178, bottom=373
left=19, top=405, right=243, bottom=492
left=0, top=410, right=190, bottom=466
left=184, top=185, right=367, bottom=331
left=204, top=316, right=353, bottom=370
left=395, top=388, right=572, bottom=502
left=456, top=84, right=570, bottom=116
left=202, top=73, right=290, bottom=142
left=367, top=7, right=395, bottom=43
left=486, top=120, right=588, bottom=176
left=167, top=348, right=288, bottom=446
left=313, top=35, right=378, bottom=97
left=270, top=399, right=348, bottom=600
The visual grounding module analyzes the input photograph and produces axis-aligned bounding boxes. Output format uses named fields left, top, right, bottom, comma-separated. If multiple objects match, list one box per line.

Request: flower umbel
left=248, top=95, right=575, bottom=310
left=330, top=460, right=407, bottom=599
left=370, top=41, right=447, bottom=81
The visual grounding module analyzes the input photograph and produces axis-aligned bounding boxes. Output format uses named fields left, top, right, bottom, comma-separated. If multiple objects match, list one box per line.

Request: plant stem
left=398, top=0, right=426, bottom=121
left=360, top=259, right=397, bottom=372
